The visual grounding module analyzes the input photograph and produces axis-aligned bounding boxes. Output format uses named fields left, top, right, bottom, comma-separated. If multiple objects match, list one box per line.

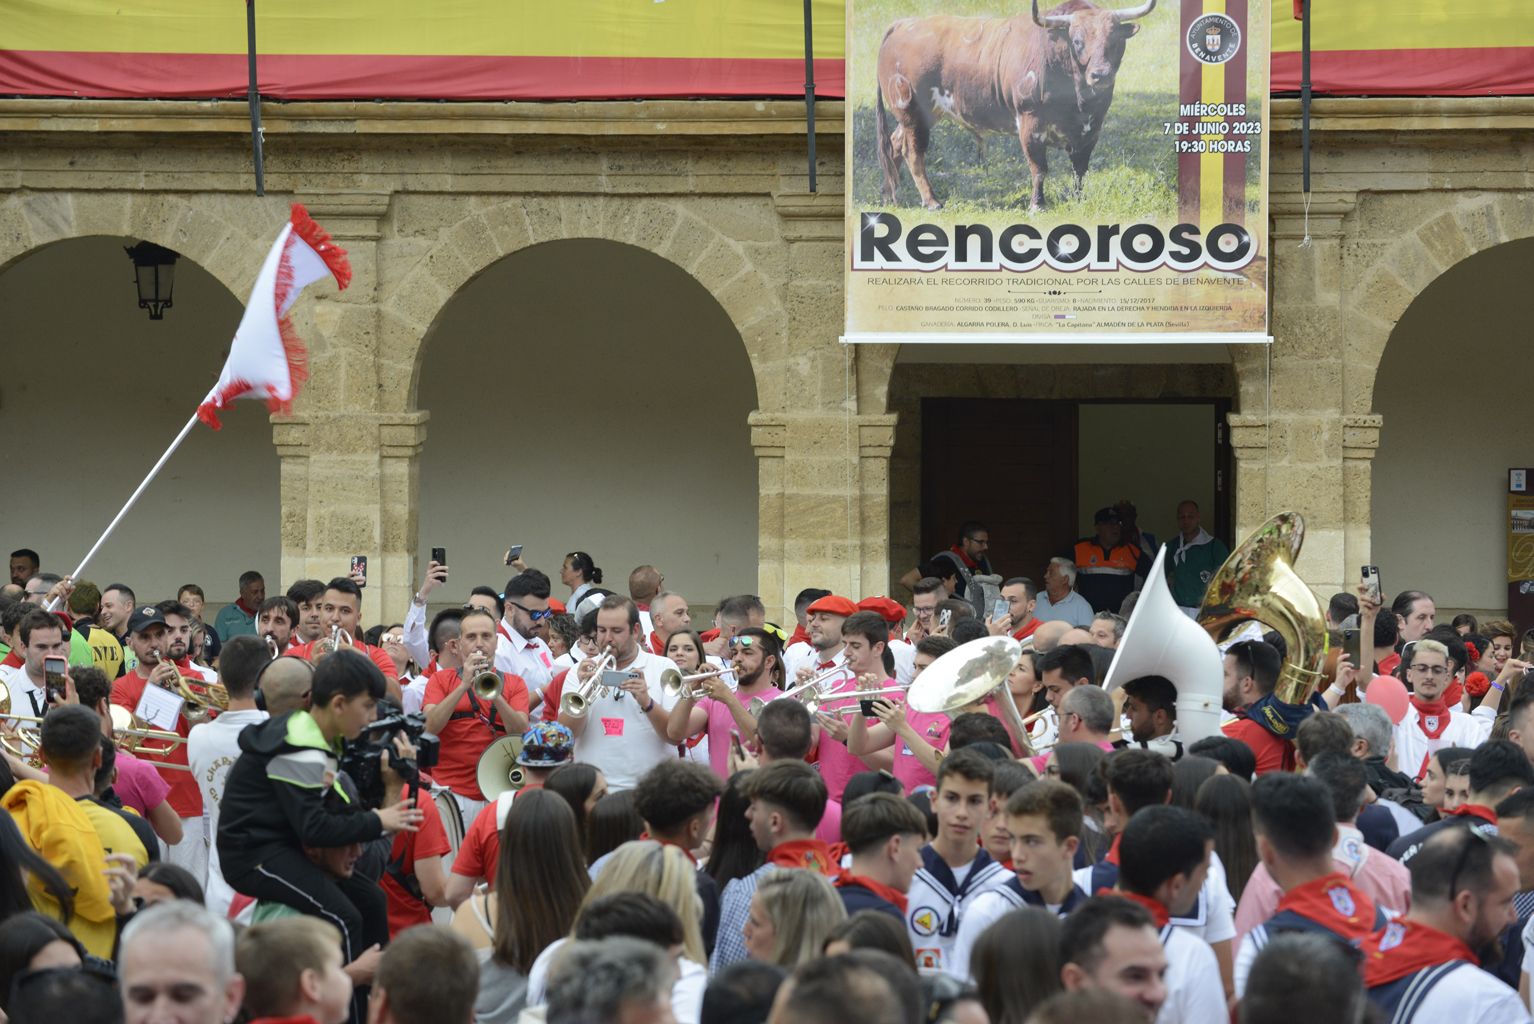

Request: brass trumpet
left=561, top=646, right=616, bottom=718
left=0, top=682, right=42, bottom=764
left=265, top=634, right=282, bottom=659
left=466, top=653, right=503, bottom=700
left=661, top=667, right=725, bottom=701
left=313, top=625, right=355, bottom=660
left=748, top=664, right=854, bottom=717
left=804, top=685, right=907, bottom=716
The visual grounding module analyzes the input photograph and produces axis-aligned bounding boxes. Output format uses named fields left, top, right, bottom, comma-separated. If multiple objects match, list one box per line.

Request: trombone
left=804, top=685, right=908, bottom=718
left=108, top=705, right=190, bottom=766
left=661, top=667, right=726, bottom=701
left=561, top=646, right=617, bottom=718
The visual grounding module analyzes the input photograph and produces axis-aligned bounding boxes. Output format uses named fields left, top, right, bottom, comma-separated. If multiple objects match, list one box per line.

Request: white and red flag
left=197, top=203, right=351, bottom=428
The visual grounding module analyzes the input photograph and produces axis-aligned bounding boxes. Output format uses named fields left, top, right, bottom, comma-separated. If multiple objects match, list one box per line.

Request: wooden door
left=920, top=399, right=1078, bottom=586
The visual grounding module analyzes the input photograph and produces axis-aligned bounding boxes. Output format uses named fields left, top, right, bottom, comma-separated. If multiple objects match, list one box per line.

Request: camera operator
left=217, top=647, right=423, bottom=963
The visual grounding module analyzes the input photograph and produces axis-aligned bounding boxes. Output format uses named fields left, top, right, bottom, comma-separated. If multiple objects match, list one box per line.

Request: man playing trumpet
left=109, top=605, right=207, bottom=881
left=664, top=627, right=785, bottom=780
left=423, top=607, right=530, bottom=826
left=558, top=595, right=680, bottom=790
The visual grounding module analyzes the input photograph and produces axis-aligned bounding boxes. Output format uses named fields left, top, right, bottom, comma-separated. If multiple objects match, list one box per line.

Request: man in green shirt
left=214, top=570, right=265, bottom=640
left=1167, top=500, right=1230, bottom=613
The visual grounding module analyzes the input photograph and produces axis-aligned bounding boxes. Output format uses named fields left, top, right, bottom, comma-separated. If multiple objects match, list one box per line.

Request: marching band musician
left=109, top=605, right=206, bottom=880
left=847, top=617, right=947, bottom=793
left=423, top=606, right=530, bottom=826
left=558, top=594, right=681, bottom=790
left=664, top=626, right=784, bottom=780
left=793, top=596, right=885, bottom=802
left=255, top=595, right=300, bottom=655
left=157, top=600, right=219, bottom=684
left=496, top=570, right=557, bottom=704
left=286, top=577, right=402, bottom=704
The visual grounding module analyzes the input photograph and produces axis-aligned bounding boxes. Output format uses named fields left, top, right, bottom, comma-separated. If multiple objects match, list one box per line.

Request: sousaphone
left=1197, top=511, right=1328, bottom=706
left=1101, top=545, right=1225, bottom=744
left=475, top=734, right=527, bottom=802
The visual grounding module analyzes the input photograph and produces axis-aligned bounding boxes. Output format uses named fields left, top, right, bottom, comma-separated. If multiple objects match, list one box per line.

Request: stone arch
left=380, top=195, right=790, bottom=413
left=0, top=190, right=286, bottom=301
left=1344, top=190, right=1534, bottom=416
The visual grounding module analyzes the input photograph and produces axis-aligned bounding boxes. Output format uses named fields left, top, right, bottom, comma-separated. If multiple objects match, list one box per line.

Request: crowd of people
left=4, top=531, right=1534, bottom=1024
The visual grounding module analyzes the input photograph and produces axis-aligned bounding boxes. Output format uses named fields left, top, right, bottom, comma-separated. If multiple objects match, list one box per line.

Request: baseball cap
left=1094, top=506, right=1122, bottom=525
left=518, top=722, right=575, bottom=767
left=127, top=606, right=168, bottom=635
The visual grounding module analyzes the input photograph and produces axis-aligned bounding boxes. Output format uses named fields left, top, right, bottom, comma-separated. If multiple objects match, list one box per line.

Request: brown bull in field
left=875, top=0, right=1156, bottom=211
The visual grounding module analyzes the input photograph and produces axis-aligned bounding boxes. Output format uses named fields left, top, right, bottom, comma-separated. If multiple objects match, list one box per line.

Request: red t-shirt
left=540, top=668, right=569, bottom=723
left=110, top=672, right=201, bottom=817
left=452, top=783, right=544, bottom=886
left=287, top=639, right=399, bottom=681
left=382, top=789, right=450, bottom=937
left=1223, top=714, right=1296, bottom=775
left=422, top=669, right=529, bottom=800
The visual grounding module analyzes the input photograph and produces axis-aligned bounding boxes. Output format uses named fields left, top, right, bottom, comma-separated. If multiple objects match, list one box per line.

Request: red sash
left=767, top=838, right=840, bottom=877
left=1106, top=890, right=1171, bottom=928
left=1275, top=873, right=1378, bottom=942
left=1362, top=918, right=1477, bottom=988
left=1445, top=803, right=1497, bottom=825
left=835, top=873, right=909, bottom=914
left=1410, top=696, right=1452, bottom=740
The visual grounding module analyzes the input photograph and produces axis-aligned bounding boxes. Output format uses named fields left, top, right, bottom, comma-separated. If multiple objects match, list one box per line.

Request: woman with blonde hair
left=525, top=840, right=708, bottom=1009
left=743, top=870, right=847, bottom=969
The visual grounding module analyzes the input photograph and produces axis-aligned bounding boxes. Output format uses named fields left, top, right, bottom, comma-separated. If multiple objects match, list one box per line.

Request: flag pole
left=48, top=410, right=202, bottom=607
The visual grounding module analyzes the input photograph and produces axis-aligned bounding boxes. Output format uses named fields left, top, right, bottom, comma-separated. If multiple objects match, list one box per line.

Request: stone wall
left=2, top=97, right=1532, bottom=620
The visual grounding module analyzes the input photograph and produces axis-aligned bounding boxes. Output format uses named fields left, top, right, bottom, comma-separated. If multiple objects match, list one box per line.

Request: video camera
left=339, top=710, right=440, bottom=810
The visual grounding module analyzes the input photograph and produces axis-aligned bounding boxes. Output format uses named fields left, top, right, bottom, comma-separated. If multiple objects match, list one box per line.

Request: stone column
left=1341, top=414, right=1382, bottom=576
left=1233, top=193, right=1356, bottom=596
left=760, top=190, right=899, bottom=619
left=273, top=191, right=430, bottom=625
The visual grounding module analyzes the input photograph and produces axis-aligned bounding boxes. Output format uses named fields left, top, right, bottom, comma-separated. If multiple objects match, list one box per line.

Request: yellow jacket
left=3, top=781, right=120, bottom=958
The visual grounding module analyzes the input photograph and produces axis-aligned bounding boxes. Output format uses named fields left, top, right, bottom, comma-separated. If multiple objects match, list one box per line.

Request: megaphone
left=475, top=735, right=527, bottom=801
left=1102, top=545, right=1225, bottom=745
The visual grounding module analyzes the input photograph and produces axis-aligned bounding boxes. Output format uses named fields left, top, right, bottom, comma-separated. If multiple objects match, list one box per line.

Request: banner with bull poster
left=844, top=0, right=1270, bottom=343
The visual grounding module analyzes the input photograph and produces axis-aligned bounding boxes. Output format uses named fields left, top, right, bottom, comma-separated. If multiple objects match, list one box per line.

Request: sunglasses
left=509, top=601, right=554, bottom=622
left=728, top=636, right=758, bottom=650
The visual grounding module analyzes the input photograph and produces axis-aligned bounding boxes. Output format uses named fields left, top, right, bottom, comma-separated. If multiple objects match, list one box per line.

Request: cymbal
left=906, top=635, right=1022, bottom=714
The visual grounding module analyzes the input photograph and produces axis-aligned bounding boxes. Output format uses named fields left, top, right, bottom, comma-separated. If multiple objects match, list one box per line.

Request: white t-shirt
left=2, top=668, right=47, bottom=752
left=889, top=639, right=916, bottom=686
left=570, top=649, right=682, bottom=790
left=783, top=644, right=845, bottom=687
left=1157, top=925, right=1226, bottom=1024
left=187, top=708, right=269, bottom=917
left=1404, top=960, right=1530, bottom=1022
left=1393, top=705, right=1495, bottom=781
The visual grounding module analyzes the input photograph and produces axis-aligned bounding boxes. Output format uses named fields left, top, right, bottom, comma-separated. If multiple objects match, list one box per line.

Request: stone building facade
left=1, top=96, right=1530, bottom=622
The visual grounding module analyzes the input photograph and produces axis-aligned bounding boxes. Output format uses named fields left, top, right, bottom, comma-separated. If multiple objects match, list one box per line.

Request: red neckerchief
left=948, top=544, right=979, bottom=569
left=1446, top=803, right=1497, bottom=825
left=1108, top=890, right=1170, bottom=928
left=636, top=602, right=650, bottom=612
left=1104, top=834, right=1122, bottom=866
left=788, top=624, right=811, bottom=647
left=767, top=838, right=841, bottom=877
left=1410, top=695, right=1452, bottom=739
left=1012, top=619, right=1040, bottom=641
left=700, top=628, right=721, bottom=643
left=835, top=873, right=909, bottom=914
left=647, top=631, right=665, bottom=656
left=235, top=598, right=258, bottom=617
left=174, top=657, right=201, bottom=675
left=1362, top=918, right=1477, bottom=988
left=1276, top=873, right=1378, bottom=942
left=0, top=649, right=22, bottom=670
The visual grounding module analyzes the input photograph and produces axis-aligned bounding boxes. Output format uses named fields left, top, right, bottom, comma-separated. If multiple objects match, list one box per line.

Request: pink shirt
left=1233, top=826, right=1412, bottom=944
left=113, top=750, right=172, bottom=816
left=701, top=687, right=782, bottom=780
left=815, top=673, right=873, bottom=802
left=816, top=797, right=843, bottom=846
left=894, top=709, right=950, bottom=793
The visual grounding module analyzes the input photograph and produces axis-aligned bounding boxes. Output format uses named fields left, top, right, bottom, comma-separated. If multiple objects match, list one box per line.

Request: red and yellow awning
left=1272, top=1, right=1534, bottom=96
left=2, top=1, right=1532, bottom=101
left=0, top=0, right=844, bottom=100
